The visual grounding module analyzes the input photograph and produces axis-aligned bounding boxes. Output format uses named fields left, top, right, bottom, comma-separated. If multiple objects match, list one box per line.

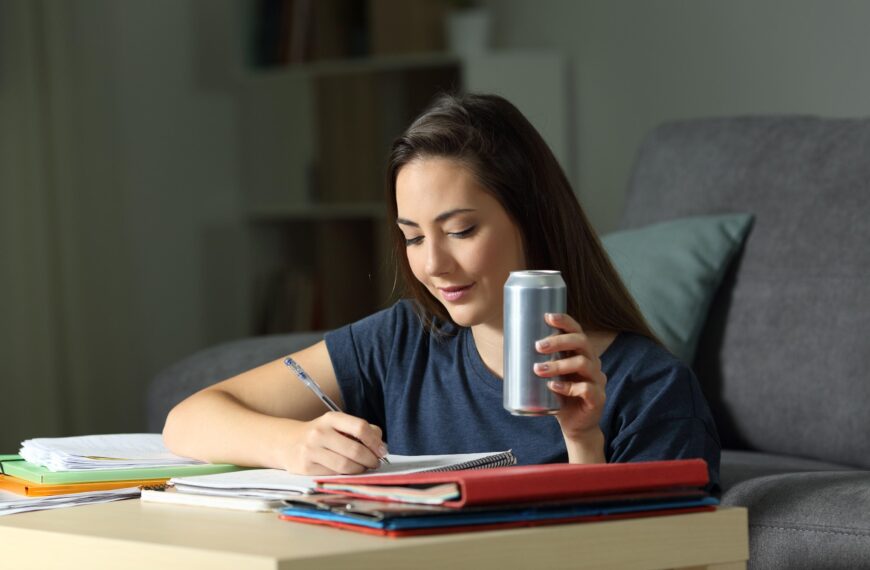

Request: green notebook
left=0, top=458, right=247, bottom=484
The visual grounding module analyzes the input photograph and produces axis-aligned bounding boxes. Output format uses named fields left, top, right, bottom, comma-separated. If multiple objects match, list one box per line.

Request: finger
left=535, top=332, right=593, bottom=358
left=311, top=445, right=372, bottom=475
left=545, top=312, right=583, bottom=333
left=368, top=423, right=387, bottom=455
left=290, top=447, right=344, bottom=476
left=324, top=412, right=388, bottom=459
left=548, top=379, right=606, bottom=407
left=321, top=429, right=381, bottom=471
left=369, top=423, right=383, bottom=440
left=533, top=354, right=598, bottom=379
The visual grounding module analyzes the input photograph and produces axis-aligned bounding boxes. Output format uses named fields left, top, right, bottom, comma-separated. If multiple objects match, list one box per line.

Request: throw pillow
left=601, top=213, right=754, bottom=363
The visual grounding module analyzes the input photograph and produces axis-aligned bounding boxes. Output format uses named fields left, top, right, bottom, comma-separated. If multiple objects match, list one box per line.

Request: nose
left=424, top=237, right=452, bottom=277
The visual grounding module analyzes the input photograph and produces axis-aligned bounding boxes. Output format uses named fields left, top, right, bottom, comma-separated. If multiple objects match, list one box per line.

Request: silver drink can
left=503, top=270, right=567, bottom=416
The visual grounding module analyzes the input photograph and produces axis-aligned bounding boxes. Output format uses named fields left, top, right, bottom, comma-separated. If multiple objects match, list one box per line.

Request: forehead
left=395, top=157, right=493, bottom=218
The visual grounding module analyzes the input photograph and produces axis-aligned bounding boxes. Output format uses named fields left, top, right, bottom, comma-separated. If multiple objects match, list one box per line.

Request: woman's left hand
left=534, top=313, right=607, bottom=460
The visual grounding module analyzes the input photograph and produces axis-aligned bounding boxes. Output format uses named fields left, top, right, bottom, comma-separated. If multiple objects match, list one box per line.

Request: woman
left=163, top=93, right=721, bottom=491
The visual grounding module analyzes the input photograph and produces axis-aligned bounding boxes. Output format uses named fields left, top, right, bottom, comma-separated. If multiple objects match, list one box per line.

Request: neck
left=471, top=321, right=505, bottom=378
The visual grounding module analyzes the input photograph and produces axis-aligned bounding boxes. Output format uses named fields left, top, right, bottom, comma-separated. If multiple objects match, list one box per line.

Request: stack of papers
left=19, top=434, right=205, bottom=471
left=278, top=459, right=718, bottom=537
left=0, top=487, right=140, bottom=516
left=141, top=451, right=517, bottom=511
left=1, top=435, right=246, bottom=517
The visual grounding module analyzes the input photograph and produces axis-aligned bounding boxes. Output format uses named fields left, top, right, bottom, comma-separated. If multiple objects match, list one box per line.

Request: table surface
left=0, top=499, right=748, bottom=570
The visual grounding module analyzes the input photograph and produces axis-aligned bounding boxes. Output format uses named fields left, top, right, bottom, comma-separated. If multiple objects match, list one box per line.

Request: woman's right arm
left=162, top=340, right=387, bottom=475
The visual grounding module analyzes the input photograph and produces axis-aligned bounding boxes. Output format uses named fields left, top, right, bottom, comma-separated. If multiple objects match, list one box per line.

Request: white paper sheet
left=0, top=487, right=140, bottom=516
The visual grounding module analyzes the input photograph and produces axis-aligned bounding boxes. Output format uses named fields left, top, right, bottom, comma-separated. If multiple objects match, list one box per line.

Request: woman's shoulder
left=603, top=332, right=711, bottom=431
left=602, top=332, right=691, bottom=380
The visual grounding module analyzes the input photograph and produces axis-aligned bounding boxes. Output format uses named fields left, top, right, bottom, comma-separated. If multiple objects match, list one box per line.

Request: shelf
left=242, top=52, right=459, bottom=81
left=247, top=203, right=386, bottom=221
left=237, top=49, right=465, bottom=333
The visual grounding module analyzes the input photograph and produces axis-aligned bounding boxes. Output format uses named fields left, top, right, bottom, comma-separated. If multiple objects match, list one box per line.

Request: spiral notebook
left=168, top=451, right=516, bottom=497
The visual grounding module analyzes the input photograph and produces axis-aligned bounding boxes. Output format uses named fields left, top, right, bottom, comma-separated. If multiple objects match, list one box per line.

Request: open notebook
left=167, top=450, right=516, bottom=499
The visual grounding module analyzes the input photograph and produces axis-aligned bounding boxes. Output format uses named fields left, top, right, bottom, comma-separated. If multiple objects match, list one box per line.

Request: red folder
left=317, top=459, right=709, bottom=508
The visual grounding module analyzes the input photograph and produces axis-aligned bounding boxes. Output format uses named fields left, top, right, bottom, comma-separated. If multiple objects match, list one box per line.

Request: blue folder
left=280, top=496, right=719, bottom=531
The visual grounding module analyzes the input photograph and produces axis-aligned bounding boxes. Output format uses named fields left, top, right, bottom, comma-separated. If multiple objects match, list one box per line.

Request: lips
left=437, top=283, right=475, bottom=302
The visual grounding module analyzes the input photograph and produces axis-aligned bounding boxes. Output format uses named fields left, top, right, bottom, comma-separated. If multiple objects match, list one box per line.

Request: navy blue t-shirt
left=325, top=300, right=721, bottom=493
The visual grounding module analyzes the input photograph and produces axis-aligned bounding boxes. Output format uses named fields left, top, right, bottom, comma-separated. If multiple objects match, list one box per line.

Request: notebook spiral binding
left=423, top=451, right=517, bottom=473
left=140, top=483, right=169, bottom=491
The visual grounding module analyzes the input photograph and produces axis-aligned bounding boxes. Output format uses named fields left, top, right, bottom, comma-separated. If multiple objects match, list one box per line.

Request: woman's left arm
left=533, top=312, right=608, bottom=464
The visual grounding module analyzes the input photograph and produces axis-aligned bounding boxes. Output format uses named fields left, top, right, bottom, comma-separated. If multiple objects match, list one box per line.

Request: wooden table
left=0, top=500, right=748, bottom=569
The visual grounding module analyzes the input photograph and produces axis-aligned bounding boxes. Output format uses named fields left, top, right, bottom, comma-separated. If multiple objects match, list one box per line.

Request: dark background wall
left=2, top=0, right=868, bottom=451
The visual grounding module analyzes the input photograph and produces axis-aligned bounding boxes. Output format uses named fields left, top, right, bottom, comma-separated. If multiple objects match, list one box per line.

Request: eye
left=449, top=226, right=477, bottom=239
left=404, top=235, right=423, bottom=247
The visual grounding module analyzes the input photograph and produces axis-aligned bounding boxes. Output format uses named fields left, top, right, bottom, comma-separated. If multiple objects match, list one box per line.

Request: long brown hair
left=387, top=93, right=659, bottom=343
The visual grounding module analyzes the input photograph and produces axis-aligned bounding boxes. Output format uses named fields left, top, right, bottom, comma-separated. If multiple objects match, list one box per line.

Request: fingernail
left=536, top=339, right=550, bottom=350
left=534, top=362, right=549, bottom=372
left=546, top=312, right=560, bottom=320
left=378, top=444, right=388, bottom=457
left=549, top=380, right=565, bottom=390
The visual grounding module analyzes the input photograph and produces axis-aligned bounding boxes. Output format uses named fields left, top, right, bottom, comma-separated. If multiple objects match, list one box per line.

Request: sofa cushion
left=620, top=116, right=870, bottom=466
left=602, top=213, right=753, bottom=363
left=146, top=332, right=324, bottom=432
left=721, top=449, right=853, bottom=491
left=722, top=471, right=870, bottom=569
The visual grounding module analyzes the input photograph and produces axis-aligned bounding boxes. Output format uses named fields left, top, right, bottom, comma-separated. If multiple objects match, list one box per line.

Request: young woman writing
left=163, top=93, right=721, bottom=491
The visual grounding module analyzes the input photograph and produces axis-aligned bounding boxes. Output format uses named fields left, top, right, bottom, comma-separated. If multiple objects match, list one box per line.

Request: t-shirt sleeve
left=323, top=303, right=406, bottom=440
left=606, top=359, right=722, bottom=494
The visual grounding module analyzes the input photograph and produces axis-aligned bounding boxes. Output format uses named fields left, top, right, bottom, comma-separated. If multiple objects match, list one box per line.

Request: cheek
left=406, top=248, right=427, bottom=284
left=477, top=235, right=522, bottom=278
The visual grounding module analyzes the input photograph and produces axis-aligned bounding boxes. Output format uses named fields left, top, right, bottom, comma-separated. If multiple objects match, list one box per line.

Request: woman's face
left=395, top=157, right=526, bottom=329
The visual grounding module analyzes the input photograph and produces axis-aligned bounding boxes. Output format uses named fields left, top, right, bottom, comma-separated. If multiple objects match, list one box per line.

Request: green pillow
left=601, top=213, right=754, bottom=363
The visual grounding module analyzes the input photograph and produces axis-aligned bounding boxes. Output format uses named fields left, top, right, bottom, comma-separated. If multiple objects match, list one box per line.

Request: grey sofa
left=148, top=116, right=870, bottom=569
left=619, top=116, right=870, bottom=568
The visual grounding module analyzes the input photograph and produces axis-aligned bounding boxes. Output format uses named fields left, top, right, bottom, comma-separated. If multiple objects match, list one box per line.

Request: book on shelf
left=314, top=73, right=385, bottom=205
left=254, top=0, right=368, bottom=67
left=259, top=267, right=318, bottom=333
left=368, top=0, right=447, bottom=56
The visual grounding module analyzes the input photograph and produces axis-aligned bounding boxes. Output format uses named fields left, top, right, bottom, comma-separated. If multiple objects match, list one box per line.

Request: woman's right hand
left=281, top=411, right=388, bottom=475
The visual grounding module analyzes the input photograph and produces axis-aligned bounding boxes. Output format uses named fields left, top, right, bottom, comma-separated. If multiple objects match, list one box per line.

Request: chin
left=440, top=305, right=477, bottom=327
left=444, top=304, right=496, bottom=329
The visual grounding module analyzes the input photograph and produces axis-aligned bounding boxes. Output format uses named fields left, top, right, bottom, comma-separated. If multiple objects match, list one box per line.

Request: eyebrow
left=396, top=208, right=477, bottom=228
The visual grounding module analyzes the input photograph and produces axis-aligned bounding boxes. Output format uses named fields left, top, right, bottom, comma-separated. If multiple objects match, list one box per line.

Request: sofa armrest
left=145, top=332, right=324, bottom=432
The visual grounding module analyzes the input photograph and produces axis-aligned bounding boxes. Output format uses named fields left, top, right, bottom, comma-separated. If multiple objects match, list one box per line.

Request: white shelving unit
left=238, top=51, right=567, bottom=333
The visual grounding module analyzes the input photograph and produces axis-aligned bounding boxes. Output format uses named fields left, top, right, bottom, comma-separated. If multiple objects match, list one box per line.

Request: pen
left=283, top=357, right=389, bottom=464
